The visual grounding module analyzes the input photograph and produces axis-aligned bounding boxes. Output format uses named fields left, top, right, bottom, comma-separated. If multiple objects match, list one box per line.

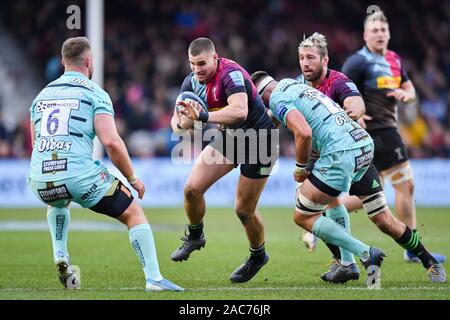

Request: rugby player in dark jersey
left=296, top=32, right=445, bottom=283
left=170, top=37, right=278, bottom=283
left=342, top=11, right=446, bottom=265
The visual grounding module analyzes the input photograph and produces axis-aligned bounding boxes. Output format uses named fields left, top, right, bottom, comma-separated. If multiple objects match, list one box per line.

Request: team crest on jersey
left=212, top=87, right=218, bottom=101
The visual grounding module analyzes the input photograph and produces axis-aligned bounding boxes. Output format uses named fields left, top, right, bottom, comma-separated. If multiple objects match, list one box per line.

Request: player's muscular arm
left=208, top=92, right=248, bottom=124
left=343, top=96, right=365, bottom=120
left=285, top=110, right=312, bottom=164
left=94, top=114, right=145, bottom=198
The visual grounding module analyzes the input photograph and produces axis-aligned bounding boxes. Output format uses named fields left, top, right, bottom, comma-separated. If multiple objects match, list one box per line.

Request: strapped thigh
left=295, top=190, right=326, bottom=216
left=90, top=179, right=134, bottom=218
left=361, top=191, right=387, bottom=217
left=383, top=163, right=413, bottom=185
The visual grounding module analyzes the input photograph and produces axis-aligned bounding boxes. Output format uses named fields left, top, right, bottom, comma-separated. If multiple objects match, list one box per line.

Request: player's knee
left=293, top=211, right=305, bottom=227
left=327, top=197, right=341, bottom=209
left=370, top=211, right=393, bottom=234
left=234, top=207, right=251, bottom=224
left=362, top=192, right=387, bottom=218
left=395, top=179, right=414, bottom=197
left=184, top=183, right=203, bottom=200
left=119, top=201, right=148, bottom=227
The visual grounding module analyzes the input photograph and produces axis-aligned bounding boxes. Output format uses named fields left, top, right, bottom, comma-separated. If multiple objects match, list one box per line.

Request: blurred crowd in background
left=0, top=0, right=449, bottom=159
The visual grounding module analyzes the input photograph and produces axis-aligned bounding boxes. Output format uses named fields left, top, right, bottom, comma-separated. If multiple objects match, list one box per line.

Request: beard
left=303, top=65, right=323, bottom=82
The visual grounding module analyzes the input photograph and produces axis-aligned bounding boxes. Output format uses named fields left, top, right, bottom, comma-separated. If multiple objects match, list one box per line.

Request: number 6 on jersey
left=37, top=99, right=80, bottom=137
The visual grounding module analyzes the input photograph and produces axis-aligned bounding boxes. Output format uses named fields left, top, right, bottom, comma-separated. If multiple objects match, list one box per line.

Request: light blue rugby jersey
left=269, top=78, right=372, bottom=155
left=29, top=71, right=114, bottom=181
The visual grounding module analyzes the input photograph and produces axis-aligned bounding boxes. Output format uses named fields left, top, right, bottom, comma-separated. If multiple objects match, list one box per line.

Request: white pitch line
left=0, top=221, right=178, bottom=232
left=1, top=286, right=449, bottom=292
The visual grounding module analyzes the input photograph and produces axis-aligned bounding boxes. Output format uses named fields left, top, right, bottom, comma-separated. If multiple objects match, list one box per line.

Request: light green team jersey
left=269, top=78, right=372, bottom=155
left=29, top=71, right=114, bottom=182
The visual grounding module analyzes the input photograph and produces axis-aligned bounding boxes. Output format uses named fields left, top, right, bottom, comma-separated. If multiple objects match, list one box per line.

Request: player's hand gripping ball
left=176, top=91, right=208, bottom=130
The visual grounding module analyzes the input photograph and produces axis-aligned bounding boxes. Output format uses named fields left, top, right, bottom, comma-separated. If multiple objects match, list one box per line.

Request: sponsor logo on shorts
left=258, top=166, right=273, bottom=176
left=372, top=179, right=380, bottom=188
left=349, top=128, right=369, bottom=142
left=81, top=183, right=98, bottom=201
left=42, top=158, right=68, bottom=174
left=355, top=151, right=373, bottom=172
left=37, top=185, right=72, bottom=203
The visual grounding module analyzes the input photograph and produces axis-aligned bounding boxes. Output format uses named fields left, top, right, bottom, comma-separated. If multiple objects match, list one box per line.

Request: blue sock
left=312, top=216, right=370, bottom=260
left=47, top=206, right=70, bottom=261
left=129, top=224, right=163, bottom=282
left=325, top=204, right=356, bottom=265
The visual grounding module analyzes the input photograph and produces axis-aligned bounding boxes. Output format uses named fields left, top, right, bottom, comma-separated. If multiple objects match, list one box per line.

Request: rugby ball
left=176, top=91, right=208, bottom=130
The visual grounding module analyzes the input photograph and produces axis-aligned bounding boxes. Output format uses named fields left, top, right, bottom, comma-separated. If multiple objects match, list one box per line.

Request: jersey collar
left=63, top=71, right=88, bottom=78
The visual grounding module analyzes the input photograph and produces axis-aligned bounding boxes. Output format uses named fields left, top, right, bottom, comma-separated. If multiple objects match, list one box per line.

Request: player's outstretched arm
left=94, top=114, right=145, bottom=199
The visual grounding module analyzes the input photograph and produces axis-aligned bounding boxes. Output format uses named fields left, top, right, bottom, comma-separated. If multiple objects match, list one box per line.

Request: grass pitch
left=0, top=207, right=449, bottom=300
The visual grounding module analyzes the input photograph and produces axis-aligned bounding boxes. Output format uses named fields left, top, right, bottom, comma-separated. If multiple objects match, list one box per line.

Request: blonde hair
left=364, top=11, right=388, bottom=29
left=61, top=37, right=91, bottom=66
left=298, top=32, right=328, bottom=58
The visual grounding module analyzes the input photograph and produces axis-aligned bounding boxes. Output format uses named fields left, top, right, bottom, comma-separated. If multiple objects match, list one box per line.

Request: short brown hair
left=188, top=37, right=215, bottom=56
left=364, top=11, right=388, bottom=29
left=61, top=37, right=91, bottom=65
left=298, top=32, right=328, bottom=58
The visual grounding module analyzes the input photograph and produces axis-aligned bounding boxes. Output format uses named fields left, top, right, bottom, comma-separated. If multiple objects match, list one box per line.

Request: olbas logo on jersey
left=38, top=138, right=72, bottom=152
